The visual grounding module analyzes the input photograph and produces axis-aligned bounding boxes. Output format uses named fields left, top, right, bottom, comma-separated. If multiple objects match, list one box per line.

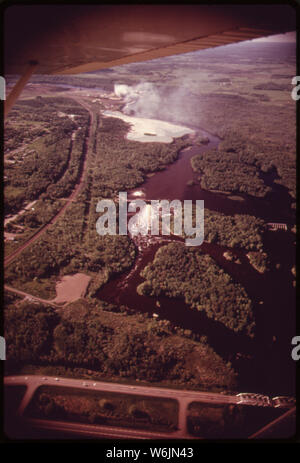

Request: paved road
left=21, top=418, right=182, bottom=440
left=4, top=374, right=296, bottom=439
left=4, top=98, right=95, bottom=268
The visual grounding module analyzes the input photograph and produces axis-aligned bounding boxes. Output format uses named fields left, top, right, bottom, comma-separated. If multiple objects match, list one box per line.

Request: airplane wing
left=3, top=4, right=296, bottom=116
left=4, top=4, right=296, bottom=75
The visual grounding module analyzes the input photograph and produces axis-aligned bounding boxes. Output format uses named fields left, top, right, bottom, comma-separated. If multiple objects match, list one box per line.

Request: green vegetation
left=246, top=251, right=269, bottom=274
left=5, top=196, right=136, bottom=299
left=5, top=114, right=188, bottom=299
left=14, top=199, right=62, bottom=229
left=137, top=243, right=254, bottom=336
left=4, top=97, right=89, bottom=214
left=5, top=298, right=237, bottom=390
left=191, top=90, right=295, bottom=202
left=26, top=386, right=178, bottom=433
left=191, top=144, right=271, bottom=198
left=92, top=116, right=188, bottom=197
left=3, top=291, right=23, bottom=307
left=223, top=251, right=241, bottom=264
left=193, top=134, right=210, bottom=145
left=5, top=303, right=59, bottom=363
left=5, top=42, right=295, bottom=403
left=171, top=206, right=266, bottom=251
left=204, top=209, right=266, bottom=251
left=4, top=199, right=63, bottom=256
left=191, top=126, right=295, bottom=201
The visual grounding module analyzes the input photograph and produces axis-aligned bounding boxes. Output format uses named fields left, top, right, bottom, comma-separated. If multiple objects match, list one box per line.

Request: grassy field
left=25, top=385, right=179, bottom=433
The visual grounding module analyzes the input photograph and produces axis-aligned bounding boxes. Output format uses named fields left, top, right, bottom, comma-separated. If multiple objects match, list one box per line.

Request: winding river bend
left=97, top=123, right=295, bottom=396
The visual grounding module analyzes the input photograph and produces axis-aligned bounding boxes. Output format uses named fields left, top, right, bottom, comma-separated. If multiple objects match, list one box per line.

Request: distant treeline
left=7, top=74, right=115, bottom=91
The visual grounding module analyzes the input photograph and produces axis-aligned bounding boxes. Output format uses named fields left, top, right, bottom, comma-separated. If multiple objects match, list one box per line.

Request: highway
left=5, top=374, right=293, bottom=439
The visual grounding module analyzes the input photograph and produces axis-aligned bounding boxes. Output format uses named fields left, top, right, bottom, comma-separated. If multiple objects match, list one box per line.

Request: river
left=97, top=122, right=295, bottom=396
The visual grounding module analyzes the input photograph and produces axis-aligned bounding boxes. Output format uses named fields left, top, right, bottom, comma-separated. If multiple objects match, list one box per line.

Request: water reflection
left=97, top=129, right=295, bottom=395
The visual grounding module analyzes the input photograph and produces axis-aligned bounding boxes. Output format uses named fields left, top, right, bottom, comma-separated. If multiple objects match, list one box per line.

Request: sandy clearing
left=53, top=273, right=91, bottom=304
left=4, top=232, right=17, bottom=241
left=103, top=110, right=194, bottom=143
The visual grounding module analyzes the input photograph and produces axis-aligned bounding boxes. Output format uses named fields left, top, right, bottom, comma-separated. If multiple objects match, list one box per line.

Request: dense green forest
left=176, top=207, right=266, bottom=251
left=191, top=145, right=271, bottom=198
left=137, top=243, right=254, bottom=336
left=4, top=297, right=237, bottom=390
left=218, top=133, right=295, bottom=201
left=191, top=129, right=295, bottom=202
left=4, top=97, right=89, bottom=214
left=204, top=210, right=266, bottom=251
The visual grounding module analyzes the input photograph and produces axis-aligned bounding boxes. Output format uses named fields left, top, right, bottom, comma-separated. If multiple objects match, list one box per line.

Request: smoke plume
left=114, top=82, right=195, bottom=126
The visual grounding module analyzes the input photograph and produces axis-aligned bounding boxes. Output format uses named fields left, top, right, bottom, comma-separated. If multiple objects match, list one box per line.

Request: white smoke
left=114, top=84, right=131, bottom=97
left=114, top=81, right=199, bottom=127
left=114, top=82, right=161, bottom=117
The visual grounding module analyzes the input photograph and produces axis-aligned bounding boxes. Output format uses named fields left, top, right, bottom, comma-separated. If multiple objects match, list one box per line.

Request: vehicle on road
left=272, top=396, right=295, bottom=409
left=236, top=393, right=271, bottom=406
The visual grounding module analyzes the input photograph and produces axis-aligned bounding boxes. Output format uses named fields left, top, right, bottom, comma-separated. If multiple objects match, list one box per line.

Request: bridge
left=4, top=375, right=295, bottom=440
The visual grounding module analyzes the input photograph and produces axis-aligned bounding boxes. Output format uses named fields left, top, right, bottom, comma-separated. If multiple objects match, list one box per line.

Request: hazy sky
left=254, top=31, right=296, bottom=42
